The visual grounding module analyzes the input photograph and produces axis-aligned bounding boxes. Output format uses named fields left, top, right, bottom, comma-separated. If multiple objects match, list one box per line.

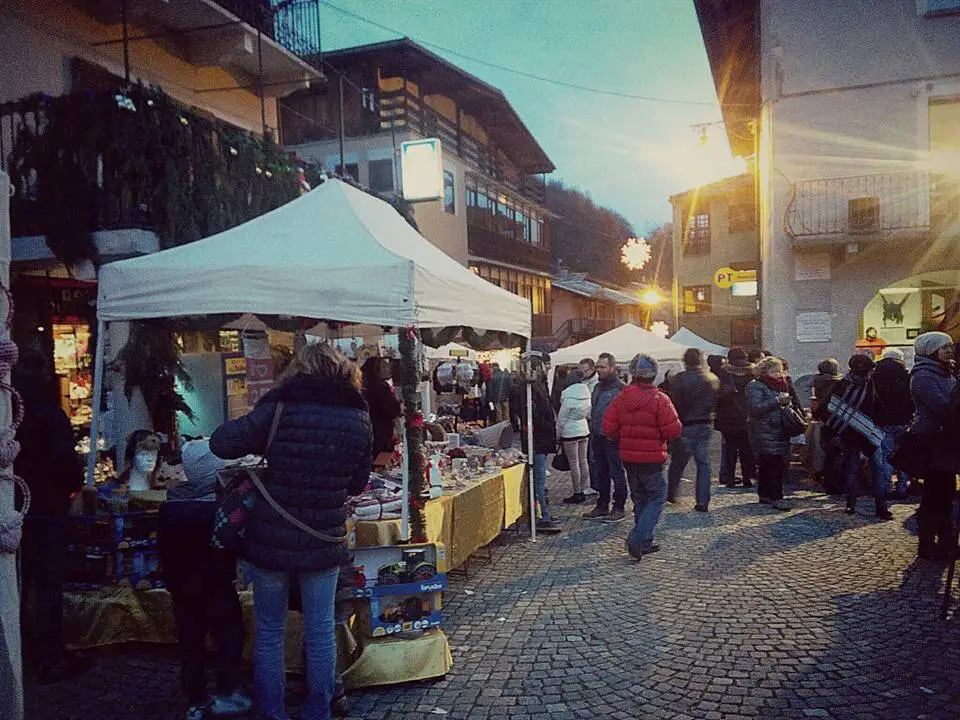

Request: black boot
left=875, top=500, right=893, bottom=520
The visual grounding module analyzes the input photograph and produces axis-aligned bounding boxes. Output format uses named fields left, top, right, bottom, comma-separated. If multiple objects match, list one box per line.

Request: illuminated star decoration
left=650, top=321, right=670, bottom=338
left=621, top=237, right=652, bottom=271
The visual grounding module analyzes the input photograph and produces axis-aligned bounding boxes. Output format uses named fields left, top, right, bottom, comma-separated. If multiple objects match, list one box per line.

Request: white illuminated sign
left=400, top=138, right=443, bottom=202
left=731, top=281, right=758, bottom=297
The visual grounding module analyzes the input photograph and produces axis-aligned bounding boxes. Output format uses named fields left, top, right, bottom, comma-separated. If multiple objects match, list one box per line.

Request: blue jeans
left=252, top=565, right=340, bottom=720
left=667, top=424, right=714, bottom=507
left=841, top=446, right=886, bottom=506
left=880, top=425, right=911, bottom=496
left=589, top=436, right=628, bottom=511
left=625, top=463, right=667, bottom=552
left=534, top=452, right=550, bottom=522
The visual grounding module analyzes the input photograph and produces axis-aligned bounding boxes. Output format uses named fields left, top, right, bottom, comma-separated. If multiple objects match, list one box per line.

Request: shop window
left=684, top=212, right=710, bottom=255
left=368, top=159, right=394, bottom=193
left=443, top=170, right=455, bottom=214
left=683, top=285, right=711, bottom=314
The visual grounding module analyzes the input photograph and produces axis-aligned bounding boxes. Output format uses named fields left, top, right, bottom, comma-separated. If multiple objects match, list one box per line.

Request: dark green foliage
left=6, top=86, right=317, bottom=266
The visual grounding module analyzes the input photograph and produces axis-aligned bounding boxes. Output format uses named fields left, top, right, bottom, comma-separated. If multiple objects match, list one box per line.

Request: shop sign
left=714, top=267, right=757, bottom=289
left=400, top=138, right=443, bottom=201
left=223, top=357, right=247, bottom=376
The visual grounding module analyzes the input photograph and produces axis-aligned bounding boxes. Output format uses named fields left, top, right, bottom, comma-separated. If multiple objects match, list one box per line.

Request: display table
left=353, top=463, right=528, bottom=571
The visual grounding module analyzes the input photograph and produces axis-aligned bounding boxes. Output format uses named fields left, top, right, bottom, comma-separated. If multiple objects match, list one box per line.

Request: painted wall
left=758, top=0, right=960, bottom=373
left=0, top=0, right=279, bottom=134
left=671, top=190, right=759, bottom=347
left=291, top=130, right=470, bottom=265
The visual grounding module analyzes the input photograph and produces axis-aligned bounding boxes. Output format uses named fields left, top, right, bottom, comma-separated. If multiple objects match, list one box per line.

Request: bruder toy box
left=339, top=543, right=447, bottom=638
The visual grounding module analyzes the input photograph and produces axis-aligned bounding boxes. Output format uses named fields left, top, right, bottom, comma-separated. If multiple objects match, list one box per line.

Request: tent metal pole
left=526, top=335, right=536, bottom=542
left=400, top=423, right=410, bottom=542
left=85, top=317, right=106, bottom=487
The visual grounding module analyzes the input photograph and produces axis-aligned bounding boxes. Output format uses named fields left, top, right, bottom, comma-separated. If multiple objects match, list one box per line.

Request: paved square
left=26, top=472, right=960, bottom=719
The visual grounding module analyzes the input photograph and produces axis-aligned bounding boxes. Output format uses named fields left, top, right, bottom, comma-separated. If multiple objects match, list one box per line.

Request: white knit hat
left=914, top=331, right=953, bottom=357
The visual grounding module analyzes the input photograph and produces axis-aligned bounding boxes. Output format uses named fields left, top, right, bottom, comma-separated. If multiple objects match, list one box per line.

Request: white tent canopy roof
left=96, top=179, right=531, bottom=338
left=426, top=342, right=477, bottom=360
left=670, top=327, right=728, bottom=357
left=550, top=323, right=687, bottom=367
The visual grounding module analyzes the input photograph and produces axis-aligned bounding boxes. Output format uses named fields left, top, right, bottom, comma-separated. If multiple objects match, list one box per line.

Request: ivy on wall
left=6, top=85, right=319, bottom=266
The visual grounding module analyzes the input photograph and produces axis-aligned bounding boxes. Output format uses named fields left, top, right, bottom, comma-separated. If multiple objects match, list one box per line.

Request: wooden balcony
left=467, top=224, right=551, bottom=272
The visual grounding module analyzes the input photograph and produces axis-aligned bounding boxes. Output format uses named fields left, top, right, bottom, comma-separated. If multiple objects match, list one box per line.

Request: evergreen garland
left=118, top=320, right=193, bottom=447
left=5, top=85, right=318, bottom=266
left=398, top=327, right=426, bottom=542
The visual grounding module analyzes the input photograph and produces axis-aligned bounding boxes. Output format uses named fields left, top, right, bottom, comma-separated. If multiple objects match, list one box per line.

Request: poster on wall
left=796, top=312, right=832, bottom=343
left=795, top=253, right=831, bottom=282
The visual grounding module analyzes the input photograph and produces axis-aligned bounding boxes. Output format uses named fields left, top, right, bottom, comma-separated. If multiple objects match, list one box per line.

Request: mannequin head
left=122, top=429, right=161, bottom=491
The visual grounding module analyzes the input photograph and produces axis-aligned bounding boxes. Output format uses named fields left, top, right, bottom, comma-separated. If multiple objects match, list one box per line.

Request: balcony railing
left=786, top=171, right=959, bottom=239
left=215, top=0, right=323, bottom=69
left=467, top=224, right=551, bottom=272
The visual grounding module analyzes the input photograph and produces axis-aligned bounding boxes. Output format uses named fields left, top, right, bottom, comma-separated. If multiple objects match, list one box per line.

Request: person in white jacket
left=557, top=371, right=593, bottom=504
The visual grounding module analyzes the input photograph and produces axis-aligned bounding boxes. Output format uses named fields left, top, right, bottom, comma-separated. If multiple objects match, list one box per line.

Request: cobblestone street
left=28, top=471, right=960, bottom=720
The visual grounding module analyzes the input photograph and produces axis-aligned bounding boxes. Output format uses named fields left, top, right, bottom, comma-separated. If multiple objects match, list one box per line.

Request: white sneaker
left=209, top=691, right=252, bottom=717
left=584, top=488, right=599, bottom=496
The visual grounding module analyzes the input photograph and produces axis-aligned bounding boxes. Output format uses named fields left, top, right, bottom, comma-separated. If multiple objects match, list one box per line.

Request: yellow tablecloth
left=354, top=464, right=528, bottom=571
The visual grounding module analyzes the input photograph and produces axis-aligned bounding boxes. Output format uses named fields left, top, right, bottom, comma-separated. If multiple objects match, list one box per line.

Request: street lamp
left=637, top=286, right=664, bottom=330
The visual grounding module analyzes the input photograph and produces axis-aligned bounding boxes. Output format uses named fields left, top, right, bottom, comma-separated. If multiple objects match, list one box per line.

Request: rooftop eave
left=693, top=0, right=761, bottom=157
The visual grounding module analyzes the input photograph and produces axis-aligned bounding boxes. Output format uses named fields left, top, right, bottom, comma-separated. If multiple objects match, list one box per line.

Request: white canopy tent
left=426, top=342, right=477, bottom=361
left=90, top=178, right=537, bottom=540
left=670, top=327, right=728, bottom=357
left=549, top=324, right=687, bottom=388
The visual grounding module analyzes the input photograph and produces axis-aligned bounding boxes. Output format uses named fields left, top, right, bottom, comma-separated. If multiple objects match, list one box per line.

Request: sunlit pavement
left=27, top=471, right=960, bottom=720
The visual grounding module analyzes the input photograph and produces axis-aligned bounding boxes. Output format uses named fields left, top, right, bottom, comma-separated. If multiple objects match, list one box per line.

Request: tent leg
left=400, top=424, right=410, bottom=542
left=526, top=337, right=536, bottom=543
left=85, top=318, right=106, bottom=487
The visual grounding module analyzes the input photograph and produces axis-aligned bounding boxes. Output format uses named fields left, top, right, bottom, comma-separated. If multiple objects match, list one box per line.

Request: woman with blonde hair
left=211, top=342, right=372, bottom=720
left=746, top=356, right=794, bottom=510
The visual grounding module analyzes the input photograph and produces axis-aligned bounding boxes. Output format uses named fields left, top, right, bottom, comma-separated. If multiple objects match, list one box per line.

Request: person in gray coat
left=746, top=356, right=793, bottom=510
left=910, top=331, right=959, bottom=559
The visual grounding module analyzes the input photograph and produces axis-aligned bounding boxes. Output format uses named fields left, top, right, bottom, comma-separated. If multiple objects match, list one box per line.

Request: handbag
left=212, top=402, right=348, bottom=550
left=781, top=403, right=808, bottom=439
left=551, top=447, right=570, bottom=472
left=891, top=428, right=928, bottom=478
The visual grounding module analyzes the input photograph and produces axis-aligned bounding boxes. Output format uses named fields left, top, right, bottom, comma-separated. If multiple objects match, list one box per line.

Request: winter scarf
left=760, top=375, right=790, bottom=393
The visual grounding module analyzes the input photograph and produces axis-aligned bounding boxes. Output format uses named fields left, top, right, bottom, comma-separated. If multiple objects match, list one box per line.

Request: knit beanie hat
left=848, top=353, right=875, bottom=376
left=914, top=331, right=953, bottom=357
left=817, top=358, right=841, bottom=377
left=168, top=439, right=226, bottom=501
left=629, top=353, right=659, bottom=380
left=881, top=347, right=905, bottom=363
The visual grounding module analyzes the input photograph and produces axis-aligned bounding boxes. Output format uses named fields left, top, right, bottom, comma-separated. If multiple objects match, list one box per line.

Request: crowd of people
left=538, top=330, right=960, bottom=565
left=13, top=331, right=960, bottom=720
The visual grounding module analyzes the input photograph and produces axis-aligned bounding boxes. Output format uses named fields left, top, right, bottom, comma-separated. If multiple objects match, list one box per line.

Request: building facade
left=550, top=271, right=646, bottom=348
left=280, top=39, right=556, bottom=338
left=696, top=0, right=960, bottom=372
left=669, top=174, right=760, bottom=348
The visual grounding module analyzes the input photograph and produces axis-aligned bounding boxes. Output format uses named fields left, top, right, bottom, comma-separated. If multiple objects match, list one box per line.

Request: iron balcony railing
left=787, top=171, right=958, bottom=238
left=215, top=0, right=323, bottom=69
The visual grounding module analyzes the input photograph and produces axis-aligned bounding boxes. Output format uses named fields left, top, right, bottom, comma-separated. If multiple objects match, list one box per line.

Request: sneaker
left=741, top=480, right=754, bottom=488
left=603, top=508, right=626, bottom=522
left=536, top=519, right=562, bottom=534
left=694, top=504, right=708, bottom=513
left=562, top=493, right=585, bottom=504
left=583, top=506, right=610, bottom=519
left=186, top=705, right=208, bottom=720
left=210, top=691, right=252, bottom=717
left=584, top=488, right=599, bottom=496
left=625, top=539, right=644, bottom=560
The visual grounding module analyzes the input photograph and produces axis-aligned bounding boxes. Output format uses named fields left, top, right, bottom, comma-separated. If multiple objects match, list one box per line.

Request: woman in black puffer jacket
left=211, top=343, right=371, bottom=720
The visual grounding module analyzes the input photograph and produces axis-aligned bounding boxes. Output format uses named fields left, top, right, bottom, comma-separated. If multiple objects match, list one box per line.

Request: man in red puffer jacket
left=603, top=353, right=682, bottom=560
